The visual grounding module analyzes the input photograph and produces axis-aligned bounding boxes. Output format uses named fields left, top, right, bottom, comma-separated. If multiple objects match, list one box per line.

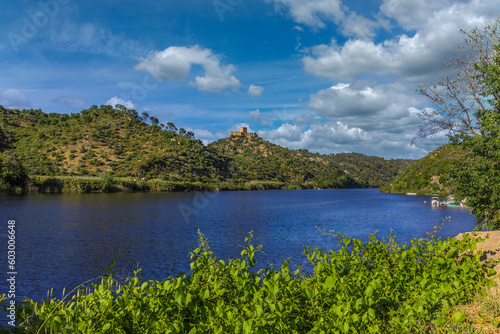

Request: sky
left=1, top=0, right=499, bottom=159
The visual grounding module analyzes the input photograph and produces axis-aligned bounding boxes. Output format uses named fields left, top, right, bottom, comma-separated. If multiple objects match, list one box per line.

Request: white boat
left=431, top=197, right=440, bottom=206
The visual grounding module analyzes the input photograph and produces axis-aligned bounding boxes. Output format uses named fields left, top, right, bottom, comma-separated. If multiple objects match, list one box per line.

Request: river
left=0, top=189, right=476, bottom=304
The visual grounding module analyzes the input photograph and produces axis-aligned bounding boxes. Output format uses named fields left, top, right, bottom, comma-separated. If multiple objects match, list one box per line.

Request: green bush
left=6, top=229, right=496, bottom=333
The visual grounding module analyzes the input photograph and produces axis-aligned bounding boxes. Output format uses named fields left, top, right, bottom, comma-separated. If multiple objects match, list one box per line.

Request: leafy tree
left=150, top=116, right=159, bottom=126
left=0, top=157, right=29, bottom=192
left=451, top=42, right=500, bottom=229
left=166, top=122, right=177, bottom=132
left=141, top=112, right=150, bottom=124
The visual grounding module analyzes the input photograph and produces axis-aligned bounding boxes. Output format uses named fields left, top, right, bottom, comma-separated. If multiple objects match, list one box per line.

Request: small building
left=230, top=127, right=258, bottom=138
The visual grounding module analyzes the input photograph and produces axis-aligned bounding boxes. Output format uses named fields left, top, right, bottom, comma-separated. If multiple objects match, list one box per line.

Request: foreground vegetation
left=2, top=229, right=497, bottom=333
left=0, top=105, right=413, bottom=193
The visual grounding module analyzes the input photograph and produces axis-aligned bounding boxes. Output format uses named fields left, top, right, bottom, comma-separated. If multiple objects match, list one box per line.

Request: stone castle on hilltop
left=230, top=127, right=258, bottom=138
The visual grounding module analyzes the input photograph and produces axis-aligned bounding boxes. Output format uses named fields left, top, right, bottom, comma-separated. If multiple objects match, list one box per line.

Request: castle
left=230, top=127, right=258, bottom=138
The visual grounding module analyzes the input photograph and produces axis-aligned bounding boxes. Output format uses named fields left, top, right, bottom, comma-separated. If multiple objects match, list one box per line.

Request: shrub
left=8, top=229, right=496, bottom=333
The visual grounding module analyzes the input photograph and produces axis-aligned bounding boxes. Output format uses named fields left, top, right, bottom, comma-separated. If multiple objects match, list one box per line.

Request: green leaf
left=324, top=276, right=335, bottom=289
left=452, top=311, right=466, bottom=323
left=367, top=308, right=375, bottom=319
left=243, top=320, right=252, bottom=334
left=255, top=304, right=263, bottom=317
left=305, top=287, right=313, bottom=299
left=365, top=285, right=373, bottom=298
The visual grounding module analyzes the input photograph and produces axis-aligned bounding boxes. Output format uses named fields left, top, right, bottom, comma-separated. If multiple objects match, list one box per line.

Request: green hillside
left=0, top=105, right=228, bottom=180
left=208, top=136, right=357, bottom=189
left=0, top=105, right=413, bottom=192
left=324, top=153, right=414, bottom=186
left=209, top=137, right=414, bottom=188
left=379, top=144, right=467, bottom=195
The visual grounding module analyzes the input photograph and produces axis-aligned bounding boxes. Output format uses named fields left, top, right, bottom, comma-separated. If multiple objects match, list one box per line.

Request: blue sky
left=1, top=0, right=499, bottom=158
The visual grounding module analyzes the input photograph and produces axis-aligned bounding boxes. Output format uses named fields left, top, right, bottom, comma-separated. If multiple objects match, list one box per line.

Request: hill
left=0, top=105, right=228, bottom=180
left=324, top=153, right=414, bottom=186
left=209, top=136, right=414, bottom=188
left=379, top=144, right=467, bottom=195
left=0, top=105, right=414, bottom=192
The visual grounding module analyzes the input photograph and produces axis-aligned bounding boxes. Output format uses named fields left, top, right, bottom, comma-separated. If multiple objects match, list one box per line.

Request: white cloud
left=248, top=84, right=264, bottom=97
left=260, top=123, right=305, bottom=142
left=308, top=82, right=422, bottom=132
left=105, top=96, right=135, bottom=109
left=340, top=13, right=379, bottom=40
left=302, top=33, right=455, bottom=82
left=134, top=45, right=241, bottom=93
left=267, top=0, right=380, bottom=39
left=0, top=89, right=30, bottom=109
left=52, top=96, right=86, bottom=110
left=260, top=121, right=435, bottom=159
left=185, top=128, right=217, bottom=145
left=267, top=0, right=345, bottom=29
left=302, top=1, right=500, bottom=82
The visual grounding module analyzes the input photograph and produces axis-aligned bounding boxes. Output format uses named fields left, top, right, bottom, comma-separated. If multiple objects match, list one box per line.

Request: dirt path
left=455, top=231, right=500, bottom=333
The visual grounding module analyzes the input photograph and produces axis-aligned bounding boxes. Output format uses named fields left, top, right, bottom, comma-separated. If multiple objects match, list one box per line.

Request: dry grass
left=454, top=231, right=500, bottom=333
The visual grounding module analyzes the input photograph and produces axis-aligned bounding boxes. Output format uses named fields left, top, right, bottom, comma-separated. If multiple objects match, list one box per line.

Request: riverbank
left=5, top=175, right=370, bottom=194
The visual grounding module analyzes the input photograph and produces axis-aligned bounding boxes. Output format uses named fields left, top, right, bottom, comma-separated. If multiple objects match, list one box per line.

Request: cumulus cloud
left=248, top=84, right=264, bottom=97
left=302, top=1, right=500, bottom=82
left=0, top=89, right=30, bottom=109
left=340, top=13, right=379, bottom=40
left=134, top=45, right=241, bottom=93
left=52, top=96, right=86, bottom=110
left=267, top=0, right=345, bottom=29
left=260, top=121, right=434, bottom=158
left=105, top=96, right=135, bottom=109
left=267, top=0, right=380, bottom=39
left=302, top=32, right=457, bottom=82
left=308, top=82, right=422, bottom=132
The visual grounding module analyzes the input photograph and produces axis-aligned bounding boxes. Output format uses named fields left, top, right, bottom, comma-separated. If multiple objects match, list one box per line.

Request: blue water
left=0, top=189, right=476, bottom=305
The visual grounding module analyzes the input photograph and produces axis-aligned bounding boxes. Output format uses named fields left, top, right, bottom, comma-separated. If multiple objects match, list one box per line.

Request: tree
left=150, top=116, right=159, bottom=126
left=166, top=122, right=177, bottom=132
left=0, top=157, right=29, bottom=193
left=451, top=41, right=500, bottom=229
left=142, top=112, right=150, bottom=124
left=414, top=19, right=500, bottom=142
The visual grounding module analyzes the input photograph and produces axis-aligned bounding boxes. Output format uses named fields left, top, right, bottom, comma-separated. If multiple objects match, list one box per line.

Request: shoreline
left=4, top=175, right=376, bottom=194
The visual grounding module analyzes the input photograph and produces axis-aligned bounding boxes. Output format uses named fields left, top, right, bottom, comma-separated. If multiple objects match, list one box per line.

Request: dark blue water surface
left=0, top=189, right=476, bottom=304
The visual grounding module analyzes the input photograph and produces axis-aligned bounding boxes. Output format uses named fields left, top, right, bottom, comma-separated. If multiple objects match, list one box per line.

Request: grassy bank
left=1, top=229, right=497, bottom=333
left=6, top=175, right=364, bottom=194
